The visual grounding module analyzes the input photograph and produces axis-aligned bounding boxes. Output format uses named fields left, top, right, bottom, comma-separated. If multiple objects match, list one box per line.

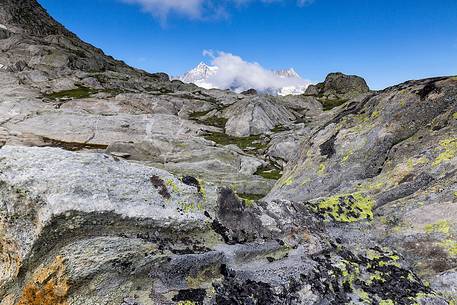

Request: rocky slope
left=0, top=1, right=456, bottom=305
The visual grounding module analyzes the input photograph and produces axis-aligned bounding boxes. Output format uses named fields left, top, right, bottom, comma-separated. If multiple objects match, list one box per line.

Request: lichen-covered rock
left=268, top=76, right=457, bottom=303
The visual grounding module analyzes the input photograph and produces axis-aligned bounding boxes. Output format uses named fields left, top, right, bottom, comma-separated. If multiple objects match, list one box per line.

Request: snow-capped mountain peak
left=179, top=62, right=218, bottom=87
left=177, top=59, right=309, bottom=96
left=275, top=68, right=301, bottom=79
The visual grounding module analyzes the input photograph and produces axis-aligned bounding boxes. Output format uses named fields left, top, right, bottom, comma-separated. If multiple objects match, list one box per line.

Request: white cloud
left=200, top=51, right=310, bottom=95
left=297, top=0, right=314, bottom=7
left=122, top=0, right=205, bottom=21
left=122, top=0, right=314, bottom=21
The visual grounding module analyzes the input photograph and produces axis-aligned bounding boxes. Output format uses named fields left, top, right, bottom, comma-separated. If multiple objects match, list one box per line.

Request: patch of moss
left=255, top=163, right=282, bottom=180
left=45, top=86, right=96, bottom=100
left=453, top=112, right=457, bottom=120
left=203, top=132, right=267, bottom=151
left=237, top=193, right=264, bottom=203
left=314, top=193, right=374, bottom=223
left=201, top=116, right=228, bottom=128
left=318, top=98, right=348, bottom=111
left=189, top=110, right=228, bottom=128
left=189, top=110, right=212, bottom=119
left=433, top=138, right=457, bottom=166
left=102, top=88, right=126, bottom=96
left=271, top=124, right=290, bottom=133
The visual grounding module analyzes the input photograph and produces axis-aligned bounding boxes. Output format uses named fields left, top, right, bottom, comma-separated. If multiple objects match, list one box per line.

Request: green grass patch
left=45, top=86, right=96, bottom=100
left=318, top=98, right=348, bottom=111
left=189, top=110, right=228, bottom=128
left=201, top=116, right=228, bottom=128
left=237, top=193, right=265, bottom=202
left=189, top=110, right=212, bottom=119
left=203, top=132, right=267, bottom=151
left=255, top=163, right=282, bottom=180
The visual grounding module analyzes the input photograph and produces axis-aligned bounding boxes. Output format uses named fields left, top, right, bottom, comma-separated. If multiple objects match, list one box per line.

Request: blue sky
left=38, top=0, right=457, bottom=89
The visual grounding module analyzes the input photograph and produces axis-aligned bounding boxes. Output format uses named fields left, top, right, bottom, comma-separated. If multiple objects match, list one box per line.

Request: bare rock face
left=0, top=1, right=456, bottom=304
left=0, top=0, right=72, bottom=36
left=305, top=72, right=371, bottom=111
left=305, top=72, right=370, bottom=98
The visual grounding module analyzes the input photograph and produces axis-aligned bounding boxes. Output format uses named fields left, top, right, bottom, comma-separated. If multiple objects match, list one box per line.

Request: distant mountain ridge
left=178, top=62, right=309, bottom=96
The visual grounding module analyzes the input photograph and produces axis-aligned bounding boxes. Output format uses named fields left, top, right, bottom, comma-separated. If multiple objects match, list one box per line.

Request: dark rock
left=241, top=88, right=258, bottom=95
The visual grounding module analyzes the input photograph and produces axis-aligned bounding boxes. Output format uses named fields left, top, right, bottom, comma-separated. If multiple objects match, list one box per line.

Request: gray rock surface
left=0, top=1, right=456, bottom=304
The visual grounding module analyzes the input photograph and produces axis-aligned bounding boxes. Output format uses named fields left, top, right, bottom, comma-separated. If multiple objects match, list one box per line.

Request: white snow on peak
left=275, top=68, right=301, bottom=79
left=179, top=62, right=219, bottom=89
left=178, top=60, right=309, bottom=96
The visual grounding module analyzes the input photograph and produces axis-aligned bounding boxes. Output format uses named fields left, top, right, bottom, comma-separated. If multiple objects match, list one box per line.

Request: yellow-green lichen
left=424, top=220, right=451, bottom=234
left=243, top=198, right=255, bottom=207
left=166, top=179, right=179, bottom=193
left=371, top=111, right=380, bottom=119
left=366, top=249, right=400, bottom=268
left=177, top=301, right=196, bottom=305
left=317, top=163, right=326, bottom=175
left=342, top=149, right=353, bottom=163
left=315, top=193, right=374, bottom=223
left=186, top=265, right=220, bottom=289
left=407, top=157, right=428, bottom=170
left=283, top=177, right=294, bottom=186
left=441, top=239, right=457, bottom=256
left=368, top=272, right=385, bottom=284
left=197, top=178, right=207, bottom=201
left=356, top=181, right=385, bottom=193
left=453, top=112, right=457, bottom=120
left=379, top=299, right=395, bottom=305
left=356, top=289, right=370, bottom=303
left=265, top=245, right=291, bottom=262
left=433, top=138, right=457, bottom=166
left=177, top=200, right=204, bottom=213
